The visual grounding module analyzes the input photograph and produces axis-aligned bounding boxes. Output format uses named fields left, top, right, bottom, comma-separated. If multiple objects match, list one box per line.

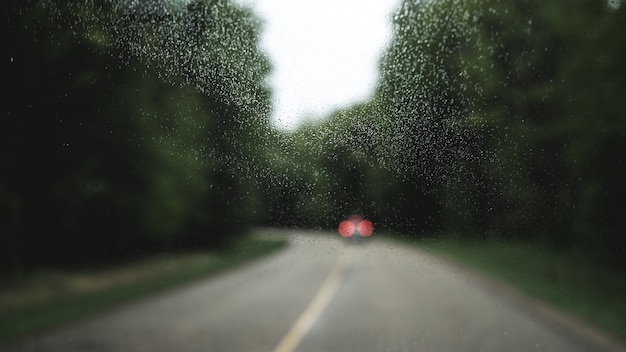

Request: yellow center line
left=272, top=249, right=351, bottom=352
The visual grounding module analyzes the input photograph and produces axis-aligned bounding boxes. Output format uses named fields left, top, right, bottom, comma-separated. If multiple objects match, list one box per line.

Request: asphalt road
left=2, top=232, right=623, bottom=352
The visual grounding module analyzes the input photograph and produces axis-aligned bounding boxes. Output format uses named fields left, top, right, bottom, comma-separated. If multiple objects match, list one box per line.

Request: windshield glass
left=2, top=0, right=625, bottom=351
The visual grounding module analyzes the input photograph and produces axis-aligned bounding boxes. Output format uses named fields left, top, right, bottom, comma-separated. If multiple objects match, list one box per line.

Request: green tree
left=363, top=0, right=625, bottom=259
left=457, top=0, right=626, bottom=259
left=1, top=0, right=273, bottom=273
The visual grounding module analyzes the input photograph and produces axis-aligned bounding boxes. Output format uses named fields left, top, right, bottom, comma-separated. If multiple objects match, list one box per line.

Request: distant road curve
left=2, top=231, right=624, bottom=352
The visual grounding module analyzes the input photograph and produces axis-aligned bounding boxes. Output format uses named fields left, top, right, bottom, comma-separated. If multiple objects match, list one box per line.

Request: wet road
left=2, top=232, right=622, bottom=352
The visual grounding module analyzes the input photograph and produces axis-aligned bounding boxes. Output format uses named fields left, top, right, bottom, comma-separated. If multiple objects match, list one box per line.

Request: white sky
left=236, top=0, right=400, bottom=129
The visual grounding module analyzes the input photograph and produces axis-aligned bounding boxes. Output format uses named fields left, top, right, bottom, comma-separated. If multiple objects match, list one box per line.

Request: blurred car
left=338, top=214, right=374, bottom=240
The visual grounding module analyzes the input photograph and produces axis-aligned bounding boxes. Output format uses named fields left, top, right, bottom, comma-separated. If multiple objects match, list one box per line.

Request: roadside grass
left=0, top=234, right=286, bottom=342
left=388, top=233, right=626, bottom=343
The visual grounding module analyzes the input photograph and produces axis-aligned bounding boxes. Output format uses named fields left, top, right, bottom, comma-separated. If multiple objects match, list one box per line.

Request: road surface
left=2, top=232, right=622, bottom=352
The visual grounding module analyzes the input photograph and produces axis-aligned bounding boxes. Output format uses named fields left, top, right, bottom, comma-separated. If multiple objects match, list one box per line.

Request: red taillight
left=338, top=220, right=355, bottom=238
left=357, top=220, right=374, bottom=237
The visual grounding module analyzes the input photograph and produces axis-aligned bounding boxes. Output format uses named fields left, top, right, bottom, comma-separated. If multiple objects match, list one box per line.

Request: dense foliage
left=1, top=0, right=271, bottom=272
left=2, top=0, right=624, bottom=274
left=265, top=0, right=626, bottom=269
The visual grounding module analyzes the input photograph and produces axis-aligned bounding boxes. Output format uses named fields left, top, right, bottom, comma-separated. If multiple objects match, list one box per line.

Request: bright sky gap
left=236, top=0, right=400, bottom=129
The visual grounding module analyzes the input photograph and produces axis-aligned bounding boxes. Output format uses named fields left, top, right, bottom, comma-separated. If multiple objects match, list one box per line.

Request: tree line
left=1, top=0, right=272, bottom=272
left=268, top=0, right=626, bottom=269
left=1, top=0, right=624, bottom=274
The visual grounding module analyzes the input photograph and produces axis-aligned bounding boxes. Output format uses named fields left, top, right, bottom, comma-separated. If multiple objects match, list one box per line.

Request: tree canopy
left=2, top=0, right=625, bottom=274
left=1, top=0, right=272, bottom=272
